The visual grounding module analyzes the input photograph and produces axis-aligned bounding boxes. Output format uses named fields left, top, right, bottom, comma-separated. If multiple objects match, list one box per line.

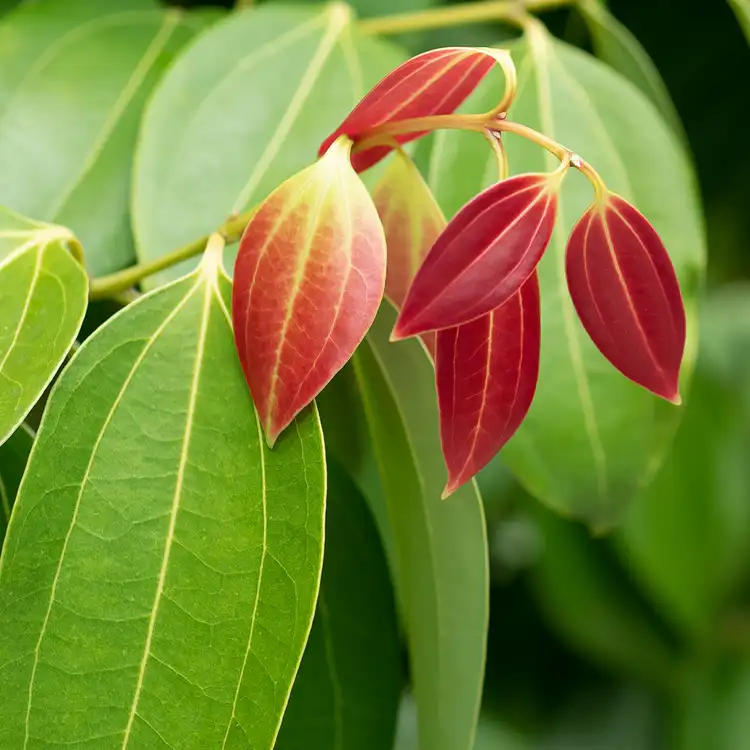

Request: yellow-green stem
left=359, top=0, right=572, bottom=36
left=89, top=208, right=255, bottom=300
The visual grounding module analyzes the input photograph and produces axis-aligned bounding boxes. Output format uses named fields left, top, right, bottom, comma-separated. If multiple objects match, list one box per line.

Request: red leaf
left=319, top=47, right=508, bottom=172
left=372, top=150, right=447, bottom=357
left=437, top=272, right=541, bottom=496
left=565, top=193, right=686, bottom=403
left=393, top=172, right=560, bottom=340
left=232, top=137, right=386, bottom=445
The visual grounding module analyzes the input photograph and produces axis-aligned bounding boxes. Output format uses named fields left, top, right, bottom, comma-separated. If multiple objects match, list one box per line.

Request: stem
left=359, top=0, right=572, bottom=36
left=89, top=208, right=256, bottom=301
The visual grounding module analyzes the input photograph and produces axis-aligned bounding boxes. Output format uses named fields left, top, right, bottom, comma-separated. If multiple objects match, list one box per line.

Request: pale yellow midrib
left=49, top=12, right=181, bottom=220
left=527, top=24, right=608, bottom=500
left=19, top=278, right=200, bottom=749
left=120, top=278, right=212, bottom=748
left=231, top=5, right=349, bottom=214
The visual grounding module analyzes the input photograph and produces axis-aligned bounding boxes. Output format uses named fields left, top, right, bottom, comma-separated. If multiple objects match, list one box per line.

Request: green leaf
left=0, top=423, right=33, bottom=543
left=729, top=0, right=750, bottom=40
left=429, top=26, right=706, bottom=528
left=0, top=206, right=88, bottom=447
left=526, top=502, right=680, bottom=688
left=351, top=302, right=489, bottom=750
left=0, top=1, right=207, bottom=276
left=132, top=4, right=406, bottom=287
left=277, top=459, right=402, bottom=750
left=0, top=249, right=326, bottom=748
left=576, top=0, right=686, bottom=141
left=616, top=286, right=750, bottom=641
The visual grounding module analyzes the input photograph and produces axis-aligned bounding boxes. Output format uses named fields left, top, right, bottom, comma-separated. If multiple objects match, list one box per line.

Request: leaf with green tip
left=0, top=251, right=326, bottom=748
left=0, top=2, right=207, bottom=276
left=430, top=29, right=705, bottom=528
left=277, top=459, right=403, bottom=750
left=353, top=301, right=489, bottom=750
left=0, top=206, right=88, bottom=447
left=729, top=0, right=750, bottom=40
left=133, top=4, right=407, bottom=286
left=0, top=423, right=33, bottom=543
left=577, top=0, right=685, bottom=140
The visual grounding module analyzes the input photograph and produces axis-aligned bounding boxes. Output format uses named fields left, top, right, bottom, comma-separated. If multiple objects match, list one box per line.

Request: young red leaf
left=319, top=47, right=512, bottom=172
left=373, top=150, right=447, bottom=357
left=565, top=193, right=686, bottom=403
left=438, top=272, right=541, bottom=496
left=232, top=136, right=386, bottom=445
left=392, top=171, right=561, bottom=340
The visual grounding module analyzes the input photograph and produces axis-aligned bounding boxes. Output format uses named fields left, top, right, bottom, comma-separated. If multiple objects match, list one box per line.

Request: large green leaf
left=730, top=0, right=750, bottom=40
left=0, top=423, right=33, bottom=543
left=0, top=0, right=206, bottom=276
left=429, top=26, right=705, bottom=528
left=132, top=4, right=405, bottom=286
left=576, top=0, right=685, bottom=141
left=0, top=206, right=88, bottom=447
left=0, top=249, right=326, bottom=748
left=277, top=459, right=402, bottom=750
left=616, top=286, right=750, bottom=641
left=350, top=302, right=489, bottom=750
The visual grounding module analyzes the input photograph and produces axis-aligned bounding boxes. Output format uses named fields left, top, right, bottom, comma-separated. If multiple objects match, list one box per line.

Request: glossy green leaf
left=526, top=501, right=680, bottom=688
left=0, top=423, right=33, bottom=543
left=352, top=301, right=489, bottom=750
left=0, top=206, right=88, bottom=447
left=133, top=4, right=406, bottom=286
left=0, top=249, right=326, bottom=748
left=0, top=1, right=207, bottom=276
left=729, top=0, right=750, bottom=40
left=430, top=27, right=705, bottom=528
left=616, top=286, right=750, bottom=641
left=277, top=459, right=402, bottom=750
left=577, top=0, right=685, bottom=139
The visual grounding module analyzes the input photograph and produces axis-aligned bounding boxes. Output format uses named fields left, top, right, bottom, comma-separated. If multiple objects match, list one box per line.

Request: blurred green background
left=3, top=0, right=749, bottom=747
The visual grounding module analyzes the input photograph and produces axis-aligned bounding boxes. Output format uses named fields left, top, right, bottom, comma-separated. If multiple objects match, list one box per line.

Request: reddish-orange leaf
left=566, top=193, right=686, bottom=403
left=319, top=47, right=512, bottom=172
left=438, top=272, right=541, bottom=496
left=232, top=136, right=386, bottom=445
left=372, top=150, right=447, bottom=357
left=393, top=172, right=561, bottom=340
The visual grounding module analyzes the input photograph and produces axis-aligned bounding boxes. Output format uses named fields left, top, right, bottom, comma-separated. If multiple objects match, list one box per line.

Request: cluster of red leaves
left=232, top=47, right=686, bottom=495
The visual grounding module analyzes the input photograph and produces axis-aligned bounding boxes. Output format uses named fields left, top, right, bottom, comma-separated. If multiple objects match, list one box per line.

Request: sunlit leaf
left=0, top=248, right=325, bottom=748
left=566, top=193, right=686, bottom=403
left=394, top=172, right=560, bottom=339
left=320, top=46, right=513, bottom=172
left=353, top=301, right=489, bottom=750
left=0, top=206, right=87, bottom=447
left=430, top=27, right=705, bottom=528
left=0, top=1, right=206, bottom=276
left=437, top=272, right=540, bottom=496
left=232, top=136, right=386, bottom=446
left=277, top=460, right=402, bottom=750
left=133, top=4, right=406, bottom=286
left=577, top=0, right=685, bottom=139
left=729, top=0, right=750, bottom=41
left=0, top=423, right=33, bottom=543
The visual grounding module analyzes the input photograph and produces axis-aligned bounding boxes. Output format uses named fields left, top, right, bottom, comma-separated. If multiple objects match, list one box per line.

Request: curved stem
left=359, top=0, right=573, bottom=36
left=89, top=207, right=256, bottom=301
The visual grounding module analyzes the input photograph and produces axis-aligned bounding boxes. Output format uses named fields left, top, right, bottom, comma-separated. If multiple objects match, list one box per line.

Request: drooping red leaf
left=392, top=172, right=561, bottom=340
left=232, top=136, right=386, bottom=445
left=372, top=150, right=447, bottom=357
left=437, top=272, right=541, bottom=496
left=565, top=193, right=686, bottom=403
left=320, top=47, right=510, bottom=172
